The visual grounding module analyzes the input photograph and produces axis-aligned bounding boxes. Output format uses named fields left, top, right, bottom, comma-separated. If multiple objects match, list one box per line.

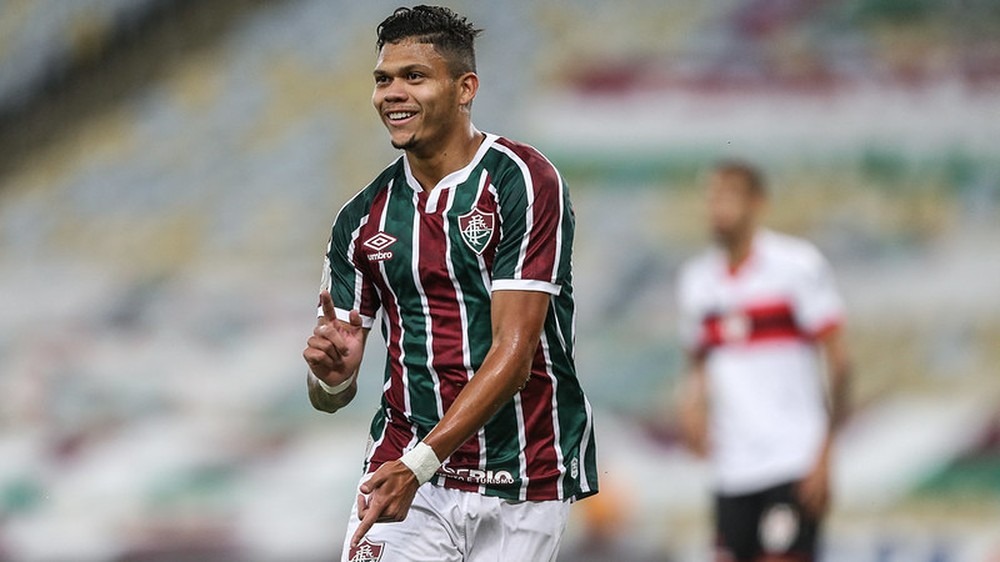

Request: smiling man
left=301, top=6, right=598, bottom=562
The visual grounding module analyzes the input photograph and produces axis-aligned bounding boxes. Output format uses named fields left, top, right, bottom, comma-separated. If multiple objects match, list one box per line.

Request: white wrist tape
left=313, top=372, right=356, bottom=395
left=400, top=442, right=441, bottom=485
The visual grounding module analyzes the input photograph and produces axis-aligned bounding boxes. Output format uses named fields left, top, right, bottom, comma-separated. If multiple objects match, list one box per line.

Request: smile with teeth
left=387, top=111, right=416, bottom=122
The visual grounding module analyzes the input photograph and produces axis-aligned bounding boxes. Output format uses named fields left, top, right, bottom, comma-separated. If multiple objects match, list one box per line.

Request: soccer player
left=301, top=6, right=598, bottom=561
left=676, top=161, right=851, bottom=562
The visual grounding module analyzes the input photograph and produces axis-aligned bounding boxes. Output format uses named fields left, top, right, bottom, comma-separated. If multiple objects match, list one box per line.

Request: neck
left=407, top=123, right=484, bottom=190
left=724, top=229, right=755, bottom=270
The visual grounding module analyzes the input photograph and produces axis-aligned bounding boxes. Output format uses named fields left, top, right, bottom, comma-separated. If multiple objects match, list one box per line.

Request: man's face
left=372, top=40, right=467, bottom=153
left=706, top=171, right=760, bottom=247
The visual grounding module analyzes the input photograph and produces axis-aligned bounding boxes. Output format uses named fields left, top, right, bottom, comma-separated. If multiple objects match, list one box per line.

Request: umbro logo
left=364, top=232, right=397, bottom=251
left=363, top=232, right=397, bottom=262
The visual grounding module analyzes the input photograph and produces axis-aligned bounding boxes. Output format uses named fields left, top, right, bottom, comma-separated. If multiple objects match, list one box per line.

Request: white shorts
left=340, top=479, right=571, bottom=562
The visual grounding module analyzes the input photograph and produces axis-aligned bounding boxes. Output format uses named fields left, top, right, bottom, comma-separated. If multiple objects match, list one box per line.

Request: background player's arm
left=678, top=355, right=710, bottom=458
left=819, top=325, right=851, bottom=431
left=799, top=324, right=852, bottom=515
left=350, top=289, right=550, bottom=548
left=303, top=291, right=369, bottom=414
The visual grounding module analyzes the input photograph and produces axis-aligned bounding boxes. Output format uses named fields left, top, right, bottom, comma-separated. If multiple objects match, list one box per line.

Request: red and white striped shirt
left=678, top=229, right=844, bottom=494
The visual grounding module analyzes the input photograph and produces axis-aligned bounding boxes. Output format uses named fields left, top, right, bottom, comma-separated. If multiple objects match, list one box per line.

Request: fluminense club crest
left=348, top=538, right=385, bottom=562
left=458, top=208, right=495, bottom=255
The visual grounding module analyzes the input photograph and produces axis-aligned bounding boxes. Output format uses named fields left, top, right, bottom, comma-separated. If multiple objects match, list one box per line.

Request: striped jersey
left=320, top=133, right=598, bottom=502
left=677, top=229, right=844, bottom=494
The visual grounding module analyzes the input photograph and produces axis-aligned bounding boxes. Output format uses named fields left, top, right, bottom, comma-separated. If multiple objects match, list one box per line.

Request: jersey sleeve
left=318, top=209, right=380, bottom=329
left=490, top=144, right=573, bottom=295
left=792, top=248, right=844, bottom=338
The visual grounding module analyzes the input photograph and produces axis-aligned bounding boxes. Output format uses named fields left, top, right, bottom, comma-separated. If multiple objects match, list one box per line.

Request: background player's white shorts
left=340, top=479, right=571, bottom=562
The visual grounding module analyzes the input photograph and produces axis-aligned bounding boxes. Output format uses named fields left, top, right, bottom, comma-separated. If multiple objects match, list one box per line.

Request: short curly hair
left=376, top=5, right=482, bottom=76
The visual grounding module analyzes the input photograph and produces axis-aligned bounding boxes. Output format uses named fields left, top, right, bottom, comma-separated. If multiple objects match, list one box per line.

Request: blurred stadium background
left=1, top=0, right=998, bottom=560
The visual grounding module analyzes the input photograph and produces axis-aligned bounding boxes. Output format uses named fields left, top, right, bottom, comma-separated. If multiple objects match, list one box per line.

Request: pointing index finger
left=319, top=290, right=337, bottom=323
left=351, top=497, right=382, bottom=549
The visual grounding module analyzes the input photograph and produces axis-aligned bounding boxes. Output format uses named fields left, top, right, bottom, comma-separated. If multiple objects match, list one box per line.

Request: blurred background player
left=301, top=6, right=597, bottom=562
left=676, top=160, right=852, bottom=562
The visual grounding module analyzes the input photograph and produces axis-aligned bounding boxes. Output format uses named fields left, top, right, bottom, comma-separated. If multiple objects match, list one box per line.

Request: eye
left=406, top=72, right=423, bottom=81
left=374, top=74, right=390, bottom=85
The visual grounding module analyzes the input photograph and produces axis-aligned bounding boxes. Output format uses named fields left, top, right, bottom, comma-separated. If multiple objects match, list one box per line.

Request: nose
left=381, top=78, right=408, bottom=102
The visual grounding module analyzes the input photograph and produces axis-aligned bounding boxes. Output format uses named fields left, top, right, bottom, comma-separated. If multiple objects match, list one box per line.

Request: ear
left=456, top=72, right=479, bottom=107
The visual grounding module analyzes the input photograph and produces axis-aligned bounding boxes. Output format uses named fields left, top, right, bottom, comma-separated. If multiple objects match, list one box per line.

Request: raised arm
left=303, top=290, right=369, bottom=413
left=350, top=289, right=550, bottom=547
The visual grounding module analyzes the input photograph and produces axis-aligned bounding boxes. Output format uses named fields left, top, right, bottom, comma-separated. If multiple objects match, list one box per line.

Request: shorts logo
left=349, top=538, right=385, bottom=562
left=759, top=503, right=799, bottom=554
left=363, top=232, right=397, bottom=262
left=458, top=208, right=495, bottom=255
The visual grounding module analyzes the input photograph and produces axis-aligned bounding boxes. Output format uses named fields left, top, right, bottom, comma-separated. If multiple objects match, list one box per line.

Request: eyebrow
left=373, top=63, right=434, bottom=77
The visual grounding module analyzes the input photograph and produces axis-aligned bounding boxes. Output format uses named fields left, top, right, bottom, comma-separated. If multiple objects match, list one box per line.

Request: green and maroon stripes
left=492, top=138, right=565, bottom=287
left=324, top=135, right=597, bottom=502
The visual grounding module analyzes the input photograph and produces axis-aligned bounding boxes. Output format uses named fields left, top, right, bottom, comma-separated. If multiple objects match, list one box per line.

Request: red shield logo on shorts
left=458, top=208, right=495, bottom=255
left=349, top=538, right=385, bottom=562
